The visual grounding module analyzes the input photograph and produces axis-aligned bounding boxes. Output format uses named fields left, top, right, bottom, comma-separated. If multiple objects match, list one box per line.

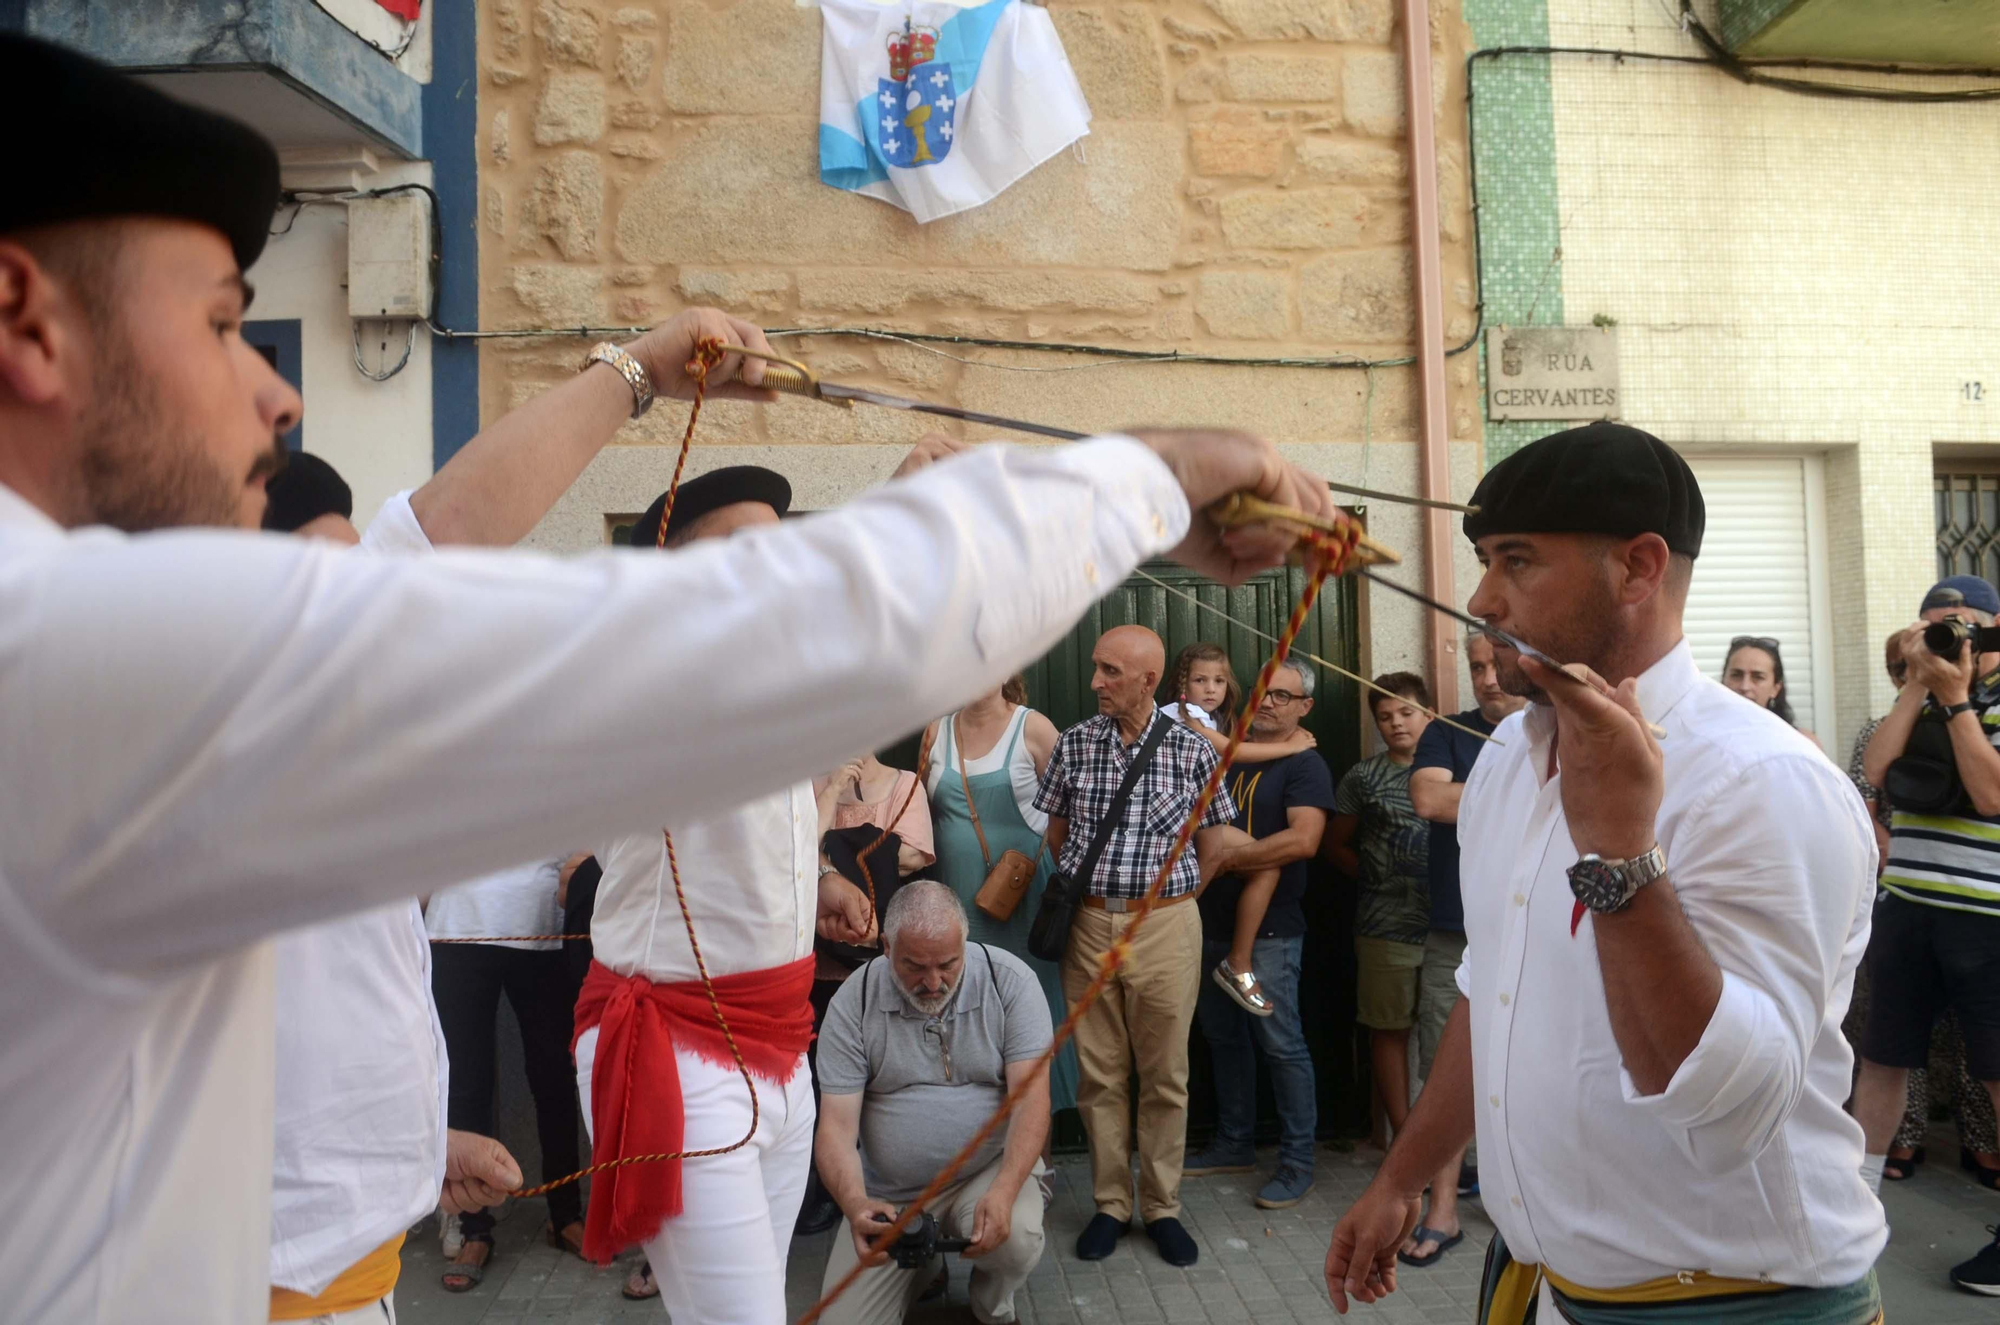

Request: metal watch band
left=583, top=342, right=654, bottom=418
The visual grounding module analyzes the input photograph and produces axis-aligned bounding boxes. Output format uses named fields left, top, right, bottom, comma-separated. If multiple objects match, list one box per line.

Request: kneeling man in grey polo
left=815, top=882, right=1053, bottom=1325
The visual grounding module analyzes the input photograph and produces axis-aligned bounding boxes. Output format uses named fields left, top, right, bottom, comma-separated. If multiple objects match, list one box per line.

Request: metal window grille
left=1936, top=473, right=2000, bottom=585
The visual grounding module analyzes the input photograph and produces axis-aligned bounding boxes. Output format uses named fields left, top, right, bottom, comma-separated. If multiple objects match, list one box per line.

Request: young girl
left=1163, top=643, right=1315, bottom=1016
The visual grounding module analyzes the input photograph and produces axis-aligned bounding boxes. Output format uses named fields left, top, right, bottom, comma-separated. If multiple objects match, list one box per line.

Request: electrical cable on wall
left=280, top=30, right=1996, bottom=382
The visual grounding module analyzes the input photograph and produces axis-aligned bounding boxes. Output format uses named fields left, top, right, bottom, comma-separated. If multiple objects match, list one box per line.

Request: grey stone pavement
left=394, top=1132, right=2000, bottom=1324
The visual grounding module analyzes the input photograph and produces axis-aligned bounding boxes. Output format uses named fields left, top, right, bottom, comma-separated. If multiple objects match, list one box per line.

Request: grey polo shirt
left=817, top=943, right=1054, bottom=1202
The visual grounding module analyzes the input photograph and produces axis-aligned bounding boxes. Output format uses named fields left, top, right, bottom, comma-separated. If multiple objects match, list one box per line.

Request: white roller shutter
left=1682, top=456, right=1832, bottom=739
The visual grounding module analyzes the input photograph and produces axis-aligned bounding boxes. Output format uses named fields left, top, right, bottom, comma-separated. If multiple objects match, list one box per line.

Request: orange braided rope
left=797, top=522, right=1359, bottom=1325
left=655, top=338, right=726, bottom=551
left=505, top=337, right=762, bottom=1200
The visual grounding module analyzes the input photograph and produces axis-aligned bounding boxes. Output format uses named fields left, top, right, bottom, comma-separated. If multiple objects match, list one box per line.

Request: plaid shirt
left=1033, top=710, right=1235, bottom=899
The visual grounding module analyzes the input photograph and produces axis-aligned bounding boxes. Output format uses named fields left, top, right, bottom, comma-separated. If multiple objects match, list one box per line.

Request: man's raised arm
left=4, top=428, right=1331, bottom=975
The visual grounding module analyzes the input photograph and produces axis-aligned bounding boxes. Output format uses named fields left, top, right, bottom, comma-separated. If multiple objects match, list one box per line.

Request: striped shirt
left=1883, top=674, right=2000, bottom=915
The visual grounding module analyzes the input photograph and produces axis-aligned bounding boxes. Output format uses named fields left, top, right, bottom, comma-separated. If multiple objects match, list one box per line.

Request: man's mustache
left=249, top=438, right=289, bottom=484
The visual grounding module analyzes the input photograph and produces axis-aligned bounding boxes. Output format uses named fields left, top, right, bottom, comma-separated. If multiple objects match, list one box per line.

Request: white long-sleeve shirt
left=269, top=492, right=449, bottom=1299
left=0, top=436, right=1186, bottom=1324
left=1456, top=639, right=1886, bottom=1290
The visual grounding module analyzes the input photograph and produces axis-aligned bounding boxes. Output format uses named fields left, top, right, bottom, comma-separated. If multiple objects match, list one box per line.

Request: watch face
left=1569, top=858, right=1628, bottom=912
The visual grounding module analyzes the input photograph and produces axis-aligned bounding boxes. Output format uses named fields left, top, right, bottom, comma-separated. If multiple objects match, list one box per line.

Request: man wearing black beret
left=1327, top=422, right=1885, bottom=1323
left=0, top=31, right=1334, bottom=1325
left=573, top=464, right=882, bottom=1315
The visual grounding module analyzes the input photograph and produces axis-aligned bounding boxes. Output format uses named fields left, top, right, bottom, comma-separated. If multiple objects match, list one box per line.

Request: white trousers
left=575, top=1027, right=816, bottom=1324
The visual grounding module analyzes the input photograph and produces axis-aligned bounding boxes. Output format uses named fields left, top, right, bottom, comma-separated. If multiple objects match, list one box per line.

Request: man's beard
left=1248, top=715, right=1283, bottom=741
left=73, top=323, right=282, bottom=531
left=903, top=977, right=960, bottom=1016
left=1493, top=575, right=1623, bottom=704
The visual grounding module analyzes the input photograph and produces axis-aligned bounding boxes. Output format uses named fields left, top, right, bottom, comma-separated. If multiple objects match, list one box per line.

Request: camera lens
left=1926, top=619, right=1974, bottom=658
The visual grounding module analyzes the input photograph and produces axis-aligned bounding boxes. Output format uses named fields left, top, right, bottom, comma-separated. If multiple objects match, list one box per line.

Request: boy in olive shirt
left=1327, top=673, right=1433, bottom=1153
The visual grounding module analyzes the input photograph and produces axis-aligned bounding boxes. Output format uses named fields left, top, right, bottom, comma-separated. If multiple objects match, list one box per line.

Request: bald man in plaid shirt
left=1035, top=625, right=1237, bottom=1269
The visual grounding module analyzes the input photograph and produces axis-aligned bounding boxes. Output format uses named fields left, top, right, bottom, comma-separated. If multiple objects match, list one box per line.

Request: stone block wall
left=474, top=0, right=1482, bottom=471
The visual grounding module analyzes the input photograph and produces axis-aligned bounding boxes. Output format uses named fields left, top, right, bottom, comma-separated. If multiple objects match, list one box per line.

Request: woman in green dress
left=922, top=678, right=1079, bottom=1124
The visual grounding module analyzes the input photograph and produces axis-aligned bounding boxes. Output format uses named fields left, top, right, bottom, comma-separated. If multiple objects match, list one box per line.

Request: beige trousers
left=817, top=1157, right=1047, bottom=1325
left=1061, top=898, right=1203, bottom=1223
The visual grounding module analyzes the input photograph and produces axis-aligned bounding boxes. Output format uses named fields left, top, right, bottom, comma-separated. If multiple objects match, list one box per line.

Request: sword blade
left=1355, top=568, right=1666, bottom=736
left=807, top=378, right=1479, bottom=512
left=1354, top=569, right=1557, bottom=668
left=817, top=383, right=1090, bottom=441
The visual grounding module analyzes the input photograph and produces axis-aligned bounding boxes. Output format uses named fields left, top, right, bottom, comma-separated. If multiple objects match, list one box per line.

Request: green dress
left=930, top=706, right=1079, bottom=1112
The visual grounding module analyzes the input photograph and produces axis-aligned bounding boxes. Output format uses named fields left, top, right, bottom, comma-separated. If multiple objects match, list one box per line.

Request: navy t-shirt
left=1198, top=750, right=1337, bottom=941
left=1410, top=709, right=1497, bottom=934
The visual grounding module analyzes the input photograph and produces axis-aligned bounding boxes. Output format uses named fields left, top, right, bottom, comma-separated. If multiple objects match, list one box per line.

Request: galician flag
left=818, top=0, right=1092, bottom=224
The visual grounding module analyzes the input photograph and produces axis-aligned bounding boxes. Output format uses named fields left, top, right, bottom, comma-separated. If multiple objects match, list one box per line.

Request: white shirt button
left=1489, top=1094, right=1501, bottom=1108
left=1513, top=893, right=1527, bottom=906
left=1151, top=514, right=1166, bottom=538
left=1498, top=993, right=1511, bottom=1006
left=1511, top=1195, right=1523, bottom=1208
left=1085, top=560, right=1099, bottom=585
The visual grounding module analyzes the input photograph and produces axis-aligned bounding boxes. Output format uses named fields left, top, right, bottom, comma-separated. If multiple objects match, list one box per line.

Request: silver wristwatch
left=1566, top=845, right=1667, bottom=915
left=583, top=342, right=655, bottom=418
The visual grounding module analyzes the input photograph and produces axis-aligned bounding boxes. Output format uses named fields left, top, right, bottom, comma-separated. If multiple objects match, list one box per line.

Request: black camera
left=873, top=1212, right=973, bottom=1269
left=1924, top=617, right=2000, bottom=658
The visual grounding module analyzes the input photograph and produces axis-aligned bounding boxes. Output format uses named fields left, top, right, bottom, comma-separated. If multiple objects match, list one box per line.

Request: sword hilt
left=714, top=344, right=849, bottom=406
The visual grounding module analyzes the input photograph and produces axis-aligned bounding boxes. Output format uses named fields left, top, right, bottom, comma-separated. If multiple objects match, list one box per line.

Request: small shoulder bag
left=955, top=715, right=1044, bottom=923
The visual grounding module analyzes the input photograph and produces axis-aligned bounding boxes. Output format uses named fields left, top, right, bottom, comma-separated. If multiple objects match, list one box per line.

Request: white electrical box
left=347, top=194, right=433, bottom=319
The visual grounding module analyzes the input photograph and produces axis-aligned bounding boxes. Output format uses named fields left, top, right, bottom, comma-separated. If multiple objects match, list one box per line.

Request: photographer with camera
left=814, top=882, right=1052, bottom=1324
left=1854, top=574, right=2000, bottom=1295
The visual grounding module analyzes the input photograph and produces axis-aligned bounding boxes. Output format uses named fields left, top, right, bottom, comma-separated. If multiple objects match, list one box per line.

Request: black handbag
left=1028, top=716, right=1172, bottom=962
left=1885, top=708, right=1971, bottom=815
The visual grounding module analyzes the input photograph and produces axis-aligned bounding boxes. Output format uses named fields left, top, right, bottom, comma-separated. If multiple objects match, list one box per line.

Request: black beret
left=262, top=452, right=352, bottom=533
left=1, top=33, right=281, bottom=273
left=629, top=466, right=791, bottom=548
left=1463, top=421, right=1705, bottom=558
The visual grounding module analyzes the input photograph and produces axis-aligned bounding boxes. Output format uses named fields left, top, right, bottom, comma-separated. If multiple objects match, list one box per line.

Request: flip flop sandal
left=1396, top=1225, right=1464, bottom=1268
left=623, top=1260, right=660, bottom=1301
left=441, top=1237, right=494, bottom=1293
left=1212, top=959, right=1277, bottom=1017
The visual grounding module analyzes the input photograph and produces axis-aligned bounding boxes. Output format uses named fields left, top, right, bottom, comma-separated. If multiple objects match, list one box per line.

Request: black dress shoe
left=794, top=1181, right=843, bottom=1237
left=1144, top=1216, right=1199, bottom=1267
left=1075, top=1212, right=1128, bottom=1260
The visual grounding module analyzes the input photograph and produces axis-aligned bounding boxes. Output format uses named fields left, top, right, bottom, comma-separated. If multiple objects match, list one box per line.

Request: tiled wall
left=1465, top=0, right=2000, bottom=752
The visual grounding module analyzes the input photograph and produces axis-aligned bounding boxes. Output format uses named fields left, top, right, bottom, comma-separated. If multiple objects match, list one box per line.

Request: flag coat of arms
left=819, top=0, right=1093, bottom=223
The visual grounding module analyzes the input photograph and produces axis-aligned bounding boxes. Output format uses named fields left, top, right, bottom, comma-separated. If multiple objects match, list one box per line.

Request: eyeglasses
left=1730, top=635, right=1782, bottom=655
left=922, top=1018, right=955, bottom=1082
left=1262, top=690, right=1307, bottom=706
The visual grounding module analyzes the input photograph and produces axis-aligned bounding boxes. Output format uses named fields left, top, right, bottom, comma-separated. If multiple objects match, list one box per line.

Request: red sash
left=571, top=954, right=815, bottom=1264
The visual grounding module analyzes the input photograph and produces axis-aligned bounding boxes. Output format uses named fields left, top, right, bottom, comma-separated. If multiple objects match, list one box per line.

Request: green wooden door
left=887, top=560, right=1371, bottom=1147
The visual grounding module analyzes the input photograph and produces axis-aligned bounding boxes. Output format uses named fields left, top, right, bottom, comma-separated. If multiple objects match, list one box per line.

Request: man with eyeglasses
left=814, top=882, right=1053, bottom=1325
left=1186, top=659, right=1335, bottom=1212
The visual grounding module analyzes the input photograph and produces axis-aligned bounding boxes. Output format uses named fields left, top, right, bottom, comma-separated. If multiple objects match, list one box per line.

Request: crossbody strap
left=1075, top=715, right=1172, bottom=892
left=953, top=713, right=996, bottom=872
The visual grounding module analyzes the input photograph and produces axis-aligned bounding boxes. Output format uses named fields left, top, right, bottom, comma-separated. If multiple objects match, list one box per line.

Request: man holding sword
left=1323, top=423, right=1884, bottom=1325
